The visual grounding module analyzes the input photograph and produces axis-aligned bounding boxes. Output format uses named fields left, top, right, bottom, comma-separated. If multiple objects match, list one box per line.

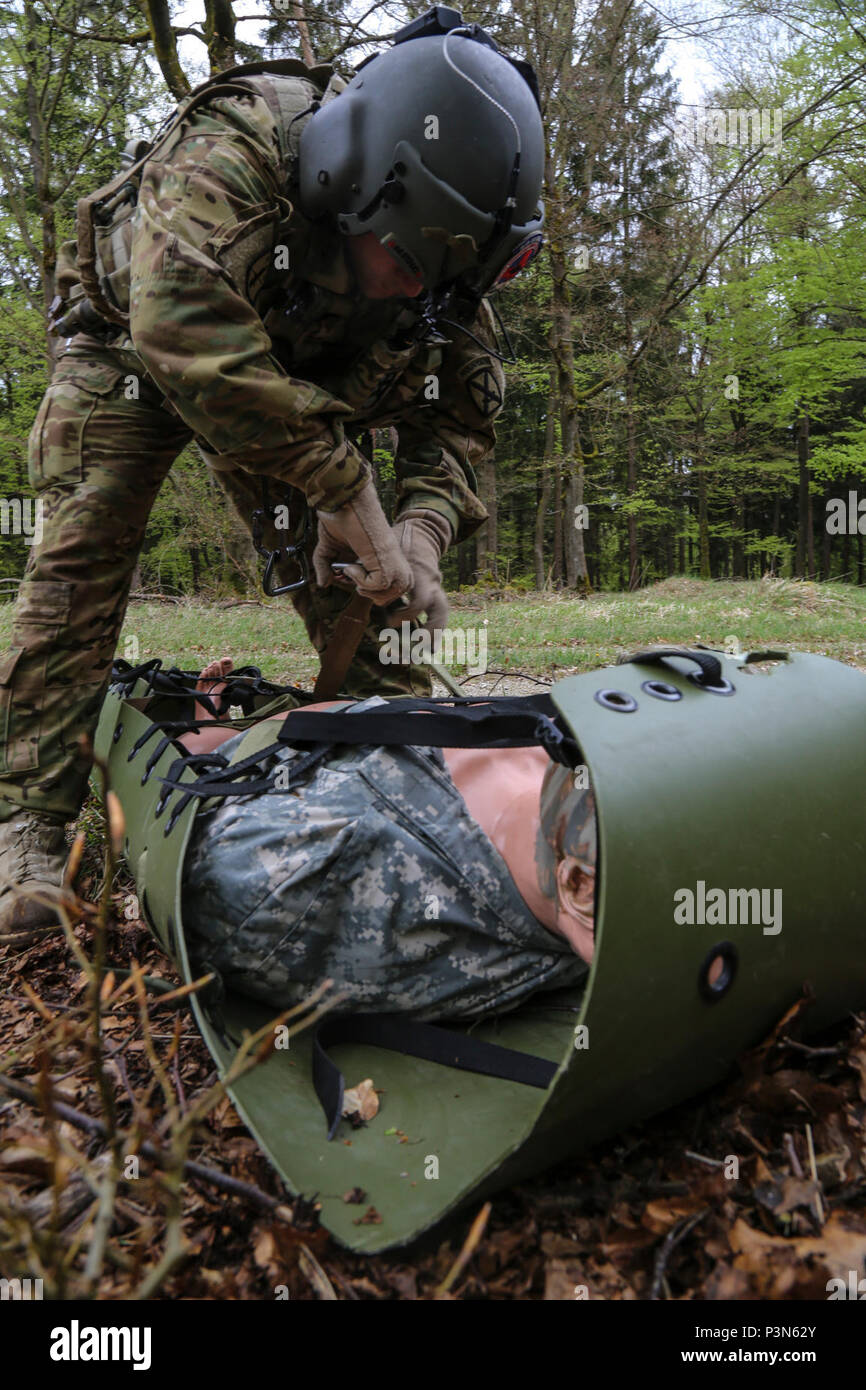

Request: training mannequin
left=173, top=657, right=597, bottom=1020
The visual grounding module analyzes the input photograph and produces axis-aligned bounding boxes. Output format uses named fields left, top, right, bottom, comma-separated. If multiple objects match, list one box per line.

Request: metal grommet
left=698, top=941, right=738, bottom=1002
left=688, top=672, right=736, bottom=696
left=112, top=723, right=124, bottom=743
left=640, top=679, right=682, bottom=702
left=594, top=688, right=638, bottom=713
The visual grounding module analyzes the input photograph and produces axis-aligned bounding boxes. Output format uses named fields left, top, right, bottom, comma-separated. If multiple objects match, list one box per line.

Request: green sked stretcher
left=93, top=647, right=866, bottom=1254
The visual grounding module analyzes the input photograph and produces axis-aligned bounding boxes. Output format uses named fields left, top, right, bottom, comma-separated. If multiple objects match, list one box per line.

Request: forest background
left=1, top=0, right=866, bottom=601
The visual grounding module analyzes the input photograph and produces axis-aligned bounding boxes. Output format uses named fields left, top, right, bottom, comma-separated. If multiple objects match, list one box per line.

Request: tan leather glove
left=390, top=509, right=452, bottom=633
left=313, top=478, right=413, bottom=605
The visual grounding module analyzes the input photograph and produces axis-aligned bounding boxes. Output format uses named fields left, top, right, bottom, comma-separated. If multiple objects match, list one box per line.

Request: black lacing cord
left=141, top=732, right=193, bottom=783
left=126, top=720, right=191, bottom=762
left=110, top=658, right=341, bottom=833
left=109, top=657, right=315, bottom=717
left=156, top=743, right=335, bottom=833
left=154, top=751, right=233, bottom=832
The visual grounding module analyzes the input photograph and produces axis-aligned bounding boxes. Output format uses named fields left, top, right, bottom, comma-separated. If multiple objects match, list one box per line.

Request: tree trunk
left=204, top=0, right=237, bottom=72
left=476, top=456, right=498, bottom=579
left=291, top=1, right=315, bottom=66
left=534, top=390, right=556, bottom=589
left=550, top=238, right=589, bottom=592
left=795, top=411, right=814, bottom=579
left=564, top=469, right=577, bottom=587
left=820, top=489, right=832, bottom=580
left=770, top=492, right=781, bottom=576
left=732, top=496, right=745, bottom=579
left=553, top=455, right=563, bottom=582
left=625, top=364, right=639, bottom=588
left=23, top=1, right=56, bottom=365
left=840, top=490, right=850, bottom=581
left=697, top=458, right=711, bottom=580
left=139, top=0, right=191, bottom=97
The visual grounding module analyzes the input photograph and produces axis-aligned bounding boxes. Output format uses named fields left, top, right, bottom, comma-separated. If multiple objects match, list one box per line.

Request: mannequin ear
left=556, top=856, right=594, bottom=922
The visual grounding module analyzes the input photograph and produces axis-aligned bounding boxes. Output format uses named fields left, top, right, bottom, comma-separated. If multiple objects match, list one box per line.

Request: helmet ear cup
left=298, top=91, right=367, bottom=219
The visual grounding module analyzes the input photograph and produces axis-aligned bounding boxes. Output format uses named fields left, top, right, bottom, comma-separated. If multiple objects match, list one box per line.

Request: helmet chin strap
left=393, top=282, right=517, bottom=366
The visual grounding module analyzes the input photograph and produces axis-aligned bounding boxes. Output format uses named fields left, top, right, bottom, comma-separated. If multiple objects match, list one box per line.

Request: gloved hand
left=313, top=477, right=413, bottom=605
left=390, top=509, right=452, bottom=633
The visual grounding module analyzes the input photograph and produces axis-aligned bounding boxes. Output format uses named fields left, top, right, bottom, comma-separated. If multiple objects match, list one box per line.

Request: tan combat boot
left=0, top=812, right=70, bottom=939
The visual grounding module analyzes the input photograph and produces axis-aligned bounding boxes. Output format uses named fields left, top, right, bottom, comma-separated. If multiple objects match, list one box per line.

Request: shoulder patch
left=463, top=360, right=504, bottom=418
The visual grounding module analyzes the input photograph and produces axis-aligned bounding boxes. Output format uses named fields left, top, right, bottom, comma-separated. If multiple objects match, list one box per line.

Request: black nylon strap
left=274, top=694, right=579, bottom=767
left=151, top=693, right=582, bottom=820
left=620, top=647, right=724, bottom=686
left=312, top=1014, right=558, bottom=1140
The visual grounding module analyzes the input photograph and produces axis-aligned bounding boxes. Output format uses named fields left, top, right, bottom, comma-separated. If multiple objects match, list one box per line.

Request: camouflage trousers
left=182, top=698, right=587, bottom=1020
left=0, top=341, right=431, bottom=825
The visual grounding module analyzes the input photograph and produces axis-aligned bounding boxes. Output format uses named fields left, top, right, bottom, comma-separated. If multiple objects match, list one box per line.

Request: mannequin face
left=554, top=856, right=596, bottom=965
left=345, top=230, right=425, bottom=298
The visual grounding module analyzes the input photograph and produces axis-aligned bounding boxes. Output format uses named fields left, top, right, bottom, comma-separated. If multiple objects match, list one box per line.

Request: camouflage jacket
left=65, top=70, right=506, bottom=541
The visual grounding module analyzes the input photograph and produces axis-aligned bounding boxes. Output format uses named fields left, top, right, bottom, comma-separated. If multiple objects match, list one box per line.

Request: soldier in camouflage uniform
left=0, top=11, right=546, bottom=933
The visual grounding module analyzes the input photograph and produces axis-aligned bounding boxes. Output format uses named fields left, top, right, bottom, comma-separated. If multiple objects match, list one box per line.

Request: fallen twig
left=784, top=1132, right=804, bottom=1179
left=805, top=1123, right=825, bottom=1225
left=650, top=1209, right=709, bottom=1301
left=435, top=1201, right=492, bottom=1298
left=0, top=1073, right=297, bottom=1221
left=297, top=1242, right=338, bottom=1300
left=128, top=592, right=182, bottom=604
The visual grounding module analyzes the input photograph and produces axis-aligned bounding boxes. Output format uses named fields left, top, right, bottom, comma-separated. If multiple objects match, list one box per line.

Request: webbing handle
left=621, top=647, right=726, bottom=688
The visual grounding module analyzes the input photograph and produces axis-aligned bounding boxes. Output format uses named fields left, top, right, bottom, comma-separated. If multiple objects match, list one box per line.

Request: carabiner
left=262, top=544, right=309, bottom=596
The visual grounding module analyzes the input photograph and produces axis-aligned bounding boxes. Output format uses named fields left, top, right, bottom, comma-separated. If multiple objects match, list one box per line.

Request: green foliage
left=1, top=1, right=865, bottom=598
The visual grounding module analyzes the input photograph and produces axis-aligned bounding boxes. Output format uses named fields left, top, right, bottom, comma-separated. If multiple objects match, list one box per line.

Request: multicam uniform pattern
left=181, top=700, right=588, bottom=1018
left=0, top=72, right=505, bottom=823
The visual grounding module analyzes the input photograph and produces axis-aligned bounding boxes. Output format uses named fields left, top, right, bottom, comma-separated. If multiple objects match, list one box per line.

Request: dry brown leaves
left=1, top=850, right=864, bottom=1300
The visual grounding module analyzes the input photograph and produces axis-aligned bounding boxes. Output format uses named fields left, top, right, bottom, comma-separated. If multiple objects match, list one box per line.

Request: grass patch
left=1, top=576, right=861, bottom=683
